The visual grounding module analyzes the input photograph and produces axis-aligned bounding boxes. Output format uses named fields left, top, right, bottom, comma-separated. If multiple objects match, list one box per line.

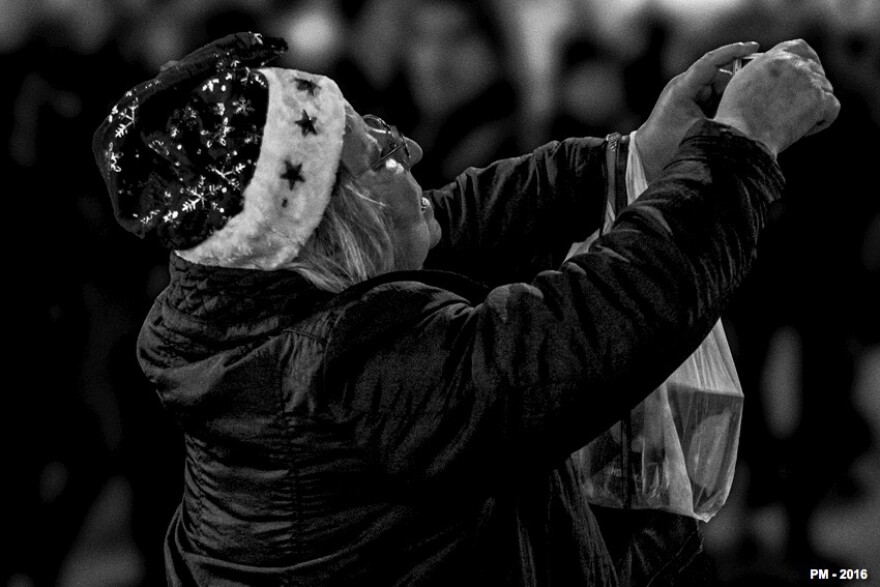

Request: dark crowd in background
left=3, top=0, right=878, bottom=585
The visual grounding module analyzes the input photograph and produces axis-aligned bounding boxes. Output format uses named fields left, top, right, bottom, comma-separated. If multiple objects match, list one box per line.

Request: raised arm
left=335, top=118, right=782, bottom=492
left=423, top=42, right=769, bottom=286
left=425, top=135, right=610, bottom=286
left=336, top=39, right=838, bottom=489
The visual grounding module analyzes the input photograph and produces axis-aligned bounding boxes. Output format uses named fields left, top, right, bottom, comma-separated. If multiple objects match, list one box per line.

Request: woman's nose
left=405, top=137, right=423, bottom=166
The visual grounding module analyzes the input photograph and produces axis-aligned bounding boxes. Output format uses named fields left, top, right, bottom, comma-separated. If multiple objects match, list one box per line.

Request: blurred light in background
left=652, top=0, right=749, bottom=21
left=809, top=348, right=880, bottom=575
left=0, top=0, right=37, bottom=52
left=509, top=0, right=570, bottom=116
left=272, top=1, right=346, bottom=73
left=761, top=327, right=803, bottom=441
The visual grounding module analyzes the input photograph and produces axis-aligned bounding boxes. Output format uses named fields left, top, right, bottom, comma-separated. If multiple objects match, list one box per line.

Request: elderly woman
left=93, top=33, right=836, bottom=586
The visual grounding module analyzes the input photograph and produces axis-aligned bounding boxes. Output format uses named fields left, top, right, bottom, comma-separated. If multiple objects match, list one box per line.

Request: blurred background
left=2, top=0, right=878, bottom=585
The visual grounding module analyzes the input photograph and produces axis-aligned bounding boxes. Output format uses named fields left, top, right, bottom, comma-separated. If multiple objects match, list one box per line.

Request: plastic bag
left=572, top=322, right=743, bottom=522
left=567, top=133, right=744, bottom=522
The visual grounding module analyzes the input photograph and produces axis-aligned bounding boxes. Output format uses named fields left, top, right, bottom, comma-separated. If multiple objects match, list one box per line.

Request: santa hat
left=93, top=32, right=347, bottom=270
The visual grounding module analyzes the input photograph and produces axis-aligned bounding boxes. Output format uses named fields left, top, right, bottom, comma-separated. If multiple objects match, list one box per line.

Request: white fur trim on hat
left=177, top=68, right=346, bottom=270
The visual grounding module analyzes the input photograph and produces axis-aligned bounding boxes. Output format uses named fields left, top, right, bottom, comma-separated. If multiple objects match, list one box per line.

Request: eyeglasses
left=354, top=115, right=412, bottom=179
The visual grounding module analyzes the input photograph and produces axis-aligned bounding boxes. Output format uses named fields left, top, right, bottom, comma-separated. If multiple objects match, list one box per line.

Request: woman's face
left=340, top=104, right=442, bottom=270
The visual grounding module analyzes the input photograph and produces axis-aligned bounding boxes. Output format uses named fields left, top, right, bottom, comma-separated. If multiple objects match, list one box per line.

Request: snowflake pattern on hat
left=175, top=66, right=346, bottom=270
left=93, top=32, right=288, bottom=250
left=101, top=67, right=268, bottom=250
left=94, top=32, right=349, bottom=270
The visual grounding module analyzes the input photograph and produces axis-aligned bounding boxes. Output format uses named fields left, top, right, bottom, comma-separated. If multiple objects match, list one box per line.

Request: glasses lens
left=363, top=115, right=410, bottom=167
left=362, top=115, right=388, bottom=133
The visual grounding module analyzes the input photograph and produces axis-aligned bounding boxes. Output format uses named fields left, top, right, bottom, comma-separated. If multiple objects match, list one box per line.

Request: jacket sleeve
left=424, top=135, right=609, bottom=286
left=337, top=120, right=784, bottom=493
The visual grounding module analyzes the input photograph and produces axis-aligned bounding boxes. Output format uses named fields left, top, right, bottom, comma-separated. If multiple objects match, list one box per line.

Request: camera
left=732, top=53, right=762, bottom=74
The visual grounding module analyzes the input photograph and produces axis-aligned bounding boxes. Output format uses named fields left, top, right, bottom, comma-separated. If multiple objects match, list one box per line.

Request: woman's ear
left=340, top=104, right=379, bottom=176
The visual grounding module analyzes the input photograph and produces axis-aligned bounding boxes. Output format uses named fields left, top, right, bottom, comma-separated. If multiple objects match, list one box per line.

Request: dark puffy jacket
left=139, top=120, right=783, bottom=586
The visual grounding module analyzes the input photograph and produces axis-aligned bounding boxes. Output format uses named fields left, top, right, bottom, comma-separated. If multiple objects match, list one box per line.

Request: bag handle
left=601, top=132, right=630, bottom=236
left=603, top=132, right=638, bottom=508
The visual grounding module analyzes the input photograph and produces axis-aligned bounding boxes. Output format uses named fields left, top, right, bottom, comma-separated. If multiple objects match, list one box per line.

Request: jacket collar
left=162, top=253, right=333, bottom=338
left=158, top=254, right=490, bottom=346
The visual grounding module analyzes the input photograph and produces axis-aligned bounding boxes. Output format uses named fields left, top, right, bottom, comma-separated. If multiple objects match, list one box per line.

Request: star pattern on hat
left=280, top=160, right=304, bottom=190
left=97, top=32, right=328, bottom=254
left=295, top=77, right=320, bottom=96
left=295, top=109, right=318, bottom=136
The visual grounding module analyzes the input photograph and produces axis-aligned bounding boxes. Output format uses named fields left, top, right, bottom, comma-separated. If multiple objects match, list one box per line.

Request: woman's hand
left=633, top=41, right=760, bottom=183
left=713, top=39, right=840, bottom=157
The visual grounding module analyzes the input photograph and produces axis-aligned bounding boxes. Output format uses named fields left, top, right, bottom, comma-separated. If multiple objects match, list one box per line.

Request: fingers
left=701, top=41, right=762, bottom=69
left=770, top=39, right=838, bottom=133
left=683, top=41, right=761, bottom=88
left=712, top=37, right=841, bottom=153
left=805, top=91, right=841, bottom=137
left=768, top=39, right=821, bottom=65
left=770, top=38, right=831, bottom=83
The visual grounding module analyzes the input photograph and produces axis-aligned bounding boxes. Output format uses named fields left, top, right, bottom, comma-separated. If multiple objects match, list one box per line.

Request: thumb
left=680, top=41, right=760, bottom=92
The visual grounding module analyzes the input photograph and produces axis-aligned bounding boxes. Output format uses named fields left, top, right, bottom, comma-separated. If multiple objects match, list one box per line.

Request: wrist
left=632, top=127, right=662, bottom=184
left=711, top=115, right=778, bottom=158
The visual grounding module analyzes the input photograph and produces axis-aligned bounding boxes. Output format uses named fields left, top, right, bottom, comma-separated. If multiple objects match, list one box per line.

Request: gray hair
left=286, top=169, right=396, bottom=292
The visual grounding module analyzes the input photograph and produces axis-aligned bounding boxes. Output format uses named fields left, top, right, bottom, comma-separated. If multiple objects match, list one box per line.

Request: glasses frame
left=353, top=115, right=412, bottom=179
